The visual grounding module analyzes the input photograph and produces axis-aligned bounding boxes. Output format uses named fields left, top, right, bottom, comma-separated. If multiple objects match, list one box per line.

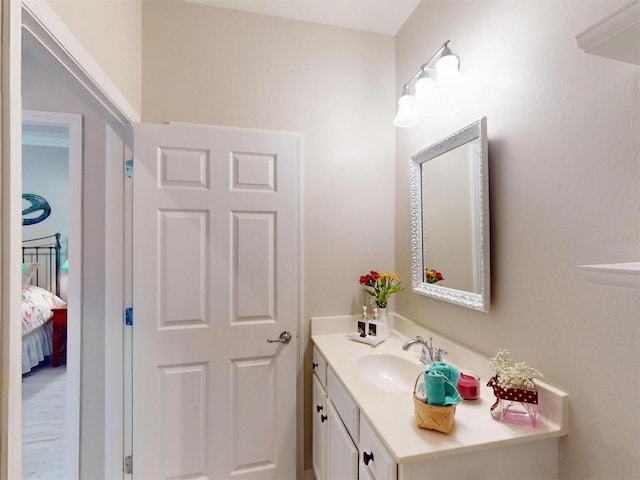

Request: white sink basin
left=354, top=353, right=424, bottom=392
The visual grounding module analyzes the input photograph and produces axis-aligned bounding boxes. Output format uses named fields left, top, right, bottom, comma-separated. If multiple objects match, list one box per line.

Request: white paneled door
left=132, top=123, right=300, bottom=479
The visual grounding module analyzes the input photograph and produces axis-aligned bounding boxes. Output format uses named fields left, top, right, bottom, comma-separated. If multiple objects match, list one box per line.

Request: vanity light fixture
left=393, top=40, right=462, bottom=128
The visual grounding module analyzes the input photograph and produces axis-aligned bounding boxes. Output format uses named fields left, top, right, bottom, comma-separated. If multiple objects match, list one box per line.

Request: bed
left=21, top=233, right=66, bottom=374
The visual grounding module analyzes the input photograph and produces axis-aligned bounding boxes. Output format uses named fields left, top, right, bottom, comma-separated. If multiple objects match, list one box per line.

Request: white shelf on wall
left=575, top=0, right=640, bottom=65
left=578, top=262, right=640, bottom=289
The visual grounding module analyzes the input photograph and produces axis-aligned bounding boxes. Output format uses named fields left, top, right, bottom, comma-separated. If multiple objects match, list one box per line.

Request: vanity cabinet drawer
left=312, top=346, right=328, bottom=387
left=359, top=413, right=397, bottom=480
left=327, top=366, right=359, bottom=443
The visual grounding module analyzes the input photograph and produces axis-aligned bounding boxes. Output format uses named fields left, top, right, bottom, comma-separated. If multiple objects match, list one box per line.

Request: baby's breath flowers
left=489, top=349, right=543, bottom=391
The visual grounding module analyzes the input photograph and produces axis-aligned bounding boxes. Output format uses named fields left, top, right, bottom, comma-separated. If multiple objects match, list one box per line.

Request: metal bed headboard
left=22, top=233, right=62, bottom=297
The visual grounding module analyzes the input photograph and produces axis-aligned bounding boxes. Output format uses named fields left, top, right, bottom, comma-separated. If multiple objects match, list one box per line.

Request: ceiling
left=185, top=0, right=421, bottom=35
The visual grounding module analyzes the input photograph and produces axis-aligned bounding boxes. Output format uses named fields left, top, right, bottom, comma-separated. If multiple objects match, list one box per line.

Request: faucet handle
left=434, top=347, right=447, bottom=362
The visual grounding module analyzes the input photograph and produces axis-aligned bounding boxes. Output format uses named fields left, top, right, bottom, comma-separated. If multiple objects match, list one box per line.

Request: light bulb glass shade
left=412, top=76, right=436, bottom=117
left=435, top=54, right=461, bottom=88
left=393, top=94, right=419, bottom=127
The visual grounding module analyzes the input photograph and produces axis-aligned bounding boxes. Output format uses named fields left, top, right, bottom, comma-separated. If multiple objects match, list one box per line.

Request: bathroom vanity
left=311, top=315, right=568, bottom=480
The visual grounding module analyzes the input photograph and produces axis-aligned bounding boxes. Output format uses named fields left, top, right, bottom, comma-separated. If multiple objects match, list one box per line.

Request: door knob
left=267, top=331, right=292, bottom=344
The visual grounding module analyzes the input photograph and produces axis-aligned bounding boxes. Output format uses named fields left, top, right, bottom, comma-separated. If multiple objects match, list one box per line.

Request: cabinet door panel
left=327, top=401, right=358, bottom=480
left=360, top=413, right=397, bottom=480
left=359, top=461, right=376, bottom=480
left=312, top=375, right=328, bottom=480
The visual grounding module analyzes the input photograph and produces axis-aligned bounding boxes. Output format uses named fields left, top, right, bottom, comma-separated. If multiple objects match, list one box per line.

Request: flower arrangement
left=425, top=268, right=444, bottom=284
left=358, top=270, right=404, bottom=308
left=489, top=349, right=543, bottom=391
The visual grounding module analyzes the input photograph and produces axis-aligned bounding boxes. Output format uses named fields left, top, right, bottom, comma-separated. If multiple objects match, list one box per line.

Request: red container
left=457, top=371, right=481, bottom=400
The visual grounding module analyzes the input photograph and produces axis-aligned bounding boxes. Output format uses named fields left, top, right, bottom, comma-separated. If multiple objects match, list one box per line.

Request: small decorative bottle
left=367, top=308, right=378, bottom=337
left=357, top=306, right=368, bottom=337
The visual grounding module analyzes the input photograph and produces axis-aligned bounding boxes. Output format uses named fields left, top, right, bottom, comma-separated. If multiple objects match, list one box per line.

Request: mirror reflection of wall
left=421, top=138, right=480, bottom=293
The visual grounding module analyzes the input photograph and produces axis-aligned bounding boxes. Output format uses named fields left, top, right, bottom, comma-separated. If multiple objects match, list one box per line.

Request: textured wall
left=141, top=1, right=396, bottom=469
left=47, top=0, right=142, bottom=113
left=395, top=1, right=639, bottom=478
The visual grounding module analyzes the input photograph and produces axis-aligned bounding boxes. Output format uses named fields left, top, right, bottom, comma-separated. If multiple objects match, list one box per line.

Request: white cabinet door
left=132, top=123, right=300, bottom=479
left=360, top=413, right=397, bottom=480
left=327, top=401, right=358, bottom=480
left=359, top=461, right=376, bottom=480
left=312, top=375, right=328, bottom=480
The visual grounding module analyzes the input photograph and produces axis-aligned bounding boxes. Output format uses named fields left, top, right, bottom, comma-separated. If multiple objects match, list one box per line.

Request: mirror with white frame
left=409, top=117, right=490, bottom=311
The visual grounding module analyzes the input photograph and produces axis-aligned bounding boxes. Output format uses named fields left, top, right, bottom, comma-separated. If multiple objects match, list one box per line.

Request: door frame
left=1, top=2, right=138, bottom=478
left=2, top=3, right=306, bottom=479
left=22, top=109, right=83, bottom=479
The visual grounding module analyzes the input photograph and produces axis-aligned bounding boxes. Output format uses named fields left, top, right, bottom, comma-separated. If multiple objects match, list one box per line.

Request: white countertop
left=311, top=314, right=568, bottom=464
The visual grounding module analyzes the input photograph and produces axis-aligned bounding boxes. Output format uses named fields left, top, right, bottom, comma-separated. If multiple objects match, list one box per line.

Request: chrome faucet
left=402, top=336, right=434, bottom=365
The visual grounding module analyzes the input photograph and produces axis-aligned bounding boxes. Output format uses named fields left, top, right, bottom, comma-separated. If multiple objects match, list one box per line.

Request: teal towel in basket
left=424, top=362, right=462, bottom=406
left=429, top=361, right=461, bottom=387
left=424, top=370, right=446, bottom=406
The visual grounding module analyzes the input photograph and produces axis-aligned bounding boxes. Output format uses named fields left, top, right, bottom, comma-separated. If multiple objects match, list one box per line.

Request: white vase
left=376, top=307, right=390, bottom=339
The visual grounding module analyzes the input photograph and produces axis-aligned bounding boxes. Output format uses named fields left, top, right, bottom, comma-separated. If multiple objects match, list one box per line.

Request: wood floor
left=22, top=360, right=66, bottom=479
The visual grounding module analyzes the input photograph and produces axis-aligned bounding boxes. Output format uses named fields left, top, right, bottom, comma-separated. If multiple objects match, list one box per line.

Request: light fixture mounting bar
left=401, top=40, right=451, bottom=90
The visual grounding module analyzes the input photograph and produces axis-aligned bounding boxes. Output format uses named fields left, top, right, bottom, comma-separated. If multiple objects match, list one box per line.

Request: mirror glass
left=409, top=117, right=490, bottom=311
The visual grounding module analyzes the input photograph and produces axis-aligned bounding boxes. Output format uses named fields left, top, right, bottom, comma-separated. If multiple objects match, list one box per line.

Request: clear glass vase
left=499, top=398, right=538, bottom=428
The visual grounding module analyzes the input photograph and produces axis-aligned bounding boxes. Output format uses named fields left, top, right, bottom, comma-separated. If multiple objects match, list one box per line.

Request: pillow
left=22, top=284, right=66, bottom=309
left=21, top=262, right=40, bottom=291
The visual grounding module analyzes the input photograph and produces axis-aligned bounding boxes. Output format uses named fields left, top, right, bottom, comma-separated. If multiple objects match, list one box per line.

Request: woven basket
left=413, top=374, right=456, bottom=434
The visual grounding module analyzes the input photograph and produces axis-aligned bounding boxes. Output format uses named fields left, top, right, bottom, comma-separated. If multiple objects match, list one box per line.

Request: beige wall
left=141, top=1, right=396, bottom=470
left=142, top=2, right=396, bottom=330
left=396, top=1, right=639, bottom=478
left=48, top=0, right=142, bottom=113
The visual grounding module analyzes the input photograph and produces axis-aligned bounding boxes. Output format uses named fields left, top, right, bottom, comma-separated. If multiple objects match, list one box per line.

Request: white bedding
left=22, top=322, right=53, bottom=374
left=21, top=285, right=66, bottom=374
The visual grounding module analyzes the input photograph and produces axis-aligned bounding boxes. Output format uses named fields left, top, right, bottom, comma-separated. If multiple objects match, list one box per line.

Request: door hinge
left=125, top=159, right=133, bottom=179
left=125, top=307, right=133, bottom=326
left=124, top=455, right=133, bottom=474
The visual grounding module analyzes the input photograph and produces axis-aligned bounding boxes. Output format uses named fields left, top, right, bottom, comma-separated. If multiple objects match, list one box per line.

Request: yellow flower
left=379, top=272, right=399, bottom=281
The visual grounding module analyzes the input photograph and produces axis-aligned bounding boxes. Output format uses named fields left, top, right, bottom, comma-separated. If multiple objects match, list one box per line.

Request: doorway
left=0, top=1, right=138, bottom=476
left=19, top=28, right=132, bottom=478
left=21, top=110, right=82, bottom=479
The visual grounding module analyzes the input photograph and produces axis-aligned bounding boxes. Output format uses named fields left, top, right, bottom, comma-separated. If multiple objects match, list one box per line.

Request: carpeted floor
left=22, top=360, right=67, bottom=479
